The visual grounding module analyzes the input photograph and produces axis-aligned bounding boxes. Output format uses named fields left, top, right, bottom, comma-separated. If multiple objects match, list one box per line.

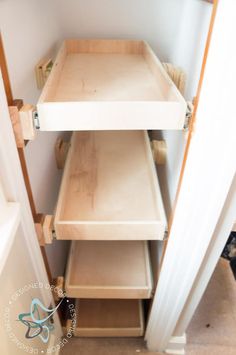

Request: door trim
left=0, top=70, right=52, bottom=306
left=145, top=0, right=236, bottom=351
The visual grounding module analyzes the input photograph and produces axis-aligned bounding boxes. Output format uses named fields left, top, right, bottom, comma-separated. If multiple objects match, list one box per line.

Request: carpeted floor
left=61, top=259, right=236, bottom=355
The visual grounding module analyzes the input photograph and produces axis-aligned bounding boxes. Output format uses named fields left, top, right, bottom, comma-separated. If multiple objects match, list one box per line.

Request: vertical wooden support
left=17, top=148, right=37, bottom=219
left=0, top=33, right=13, bottom=105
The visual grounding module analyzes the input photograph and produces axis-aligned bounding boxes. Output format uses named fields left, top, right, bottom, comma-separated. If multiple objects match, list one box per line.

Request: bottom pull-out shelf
left=65, top=241, right=153, bottom=299
left=73, top=299, right=144, bottom=337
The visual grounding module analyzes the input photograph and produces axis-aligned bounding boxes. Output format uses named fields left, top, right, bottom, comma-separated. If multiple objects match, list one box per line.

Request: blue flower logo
left=18, top=298, right=63, bottom=343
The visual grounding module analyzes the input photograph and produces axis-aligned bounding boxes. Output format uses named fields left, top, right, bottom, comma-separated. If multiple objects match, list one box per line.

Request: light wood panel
left=37, top=39, right=186, bottom=130
left=65, top=241, right=153, bottom=299
left=65, top=39, right=144, bottom=55
left=54, top=130, right=166, bottom=240
left=73, top=299, right=144, bottom=337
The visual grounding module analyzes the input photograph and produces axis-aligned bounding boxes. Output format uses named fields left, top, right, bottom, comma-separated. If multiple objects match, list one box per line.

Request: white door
left=0, top=70, right=62, bottom=354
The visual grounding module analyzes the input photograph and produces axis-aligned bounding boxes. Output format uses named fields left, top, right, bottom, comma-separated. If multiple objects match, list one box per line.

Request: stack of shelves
left=55, top=130, right=165, bottom=336
left=37, top=39, right=186, bottom=337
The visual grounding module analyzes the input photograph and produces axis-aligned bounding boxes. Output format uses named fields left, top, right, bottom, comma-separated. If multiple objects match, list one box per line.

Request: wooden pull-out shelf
left=73, top=299, right=144, bottom=337
left=37, top=39, right=186, bottom=131
left=65, top=241, right=153, bottom=299
left=54, top=131, right=166, bottom=240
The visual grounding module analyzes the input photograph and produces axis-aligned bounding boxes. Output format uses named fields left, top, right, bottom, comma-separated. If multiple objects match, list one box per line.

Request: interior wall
left=54, top=0, right=212, bottom=217
left=0, top=0, right=68, bottom=278
left=55, top=0, right=183, bottom=60
left=55, top=0, right=211, bottom=98
left=0, top=0, right=62, bottom=213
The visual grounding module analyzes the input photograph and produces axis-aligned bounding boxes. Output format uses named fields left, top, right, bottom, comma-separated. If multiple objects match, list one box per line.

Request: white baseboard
left=165, top=334, right=186, bottom=355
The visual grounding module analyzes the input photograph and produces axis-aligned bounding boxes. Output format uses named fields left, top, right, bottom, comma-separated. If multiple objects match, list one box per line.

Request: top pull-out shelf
left=37, top=39, right=186, bottom=131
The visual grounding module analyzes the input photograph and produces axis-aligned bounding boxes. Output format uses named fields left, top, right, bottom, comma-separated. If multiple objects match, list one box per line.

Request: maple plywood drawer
left=73, top=299, right=144, bottom=337
left=37, top=39, right=186, bottom=131
left=65, top=241, right=153, bottom=299
left=54, top=130, right=167, bottom=241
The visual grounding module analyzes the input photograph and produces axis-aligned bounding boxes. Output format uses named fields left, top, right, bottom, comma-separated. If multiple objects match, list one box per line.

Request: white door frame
left=174, top=174, right=236, bottom=337
left=146, top=0, right=236, bottom=352
left=0, top=69, right=52, bottom=308
left=0, top=68, right=62, bottom=350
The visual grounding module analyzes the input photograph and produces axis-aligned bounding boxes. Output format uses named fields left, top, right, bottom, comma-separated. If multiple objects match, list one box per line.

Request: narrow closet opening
left=0, top=0, right=216, bottom=349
